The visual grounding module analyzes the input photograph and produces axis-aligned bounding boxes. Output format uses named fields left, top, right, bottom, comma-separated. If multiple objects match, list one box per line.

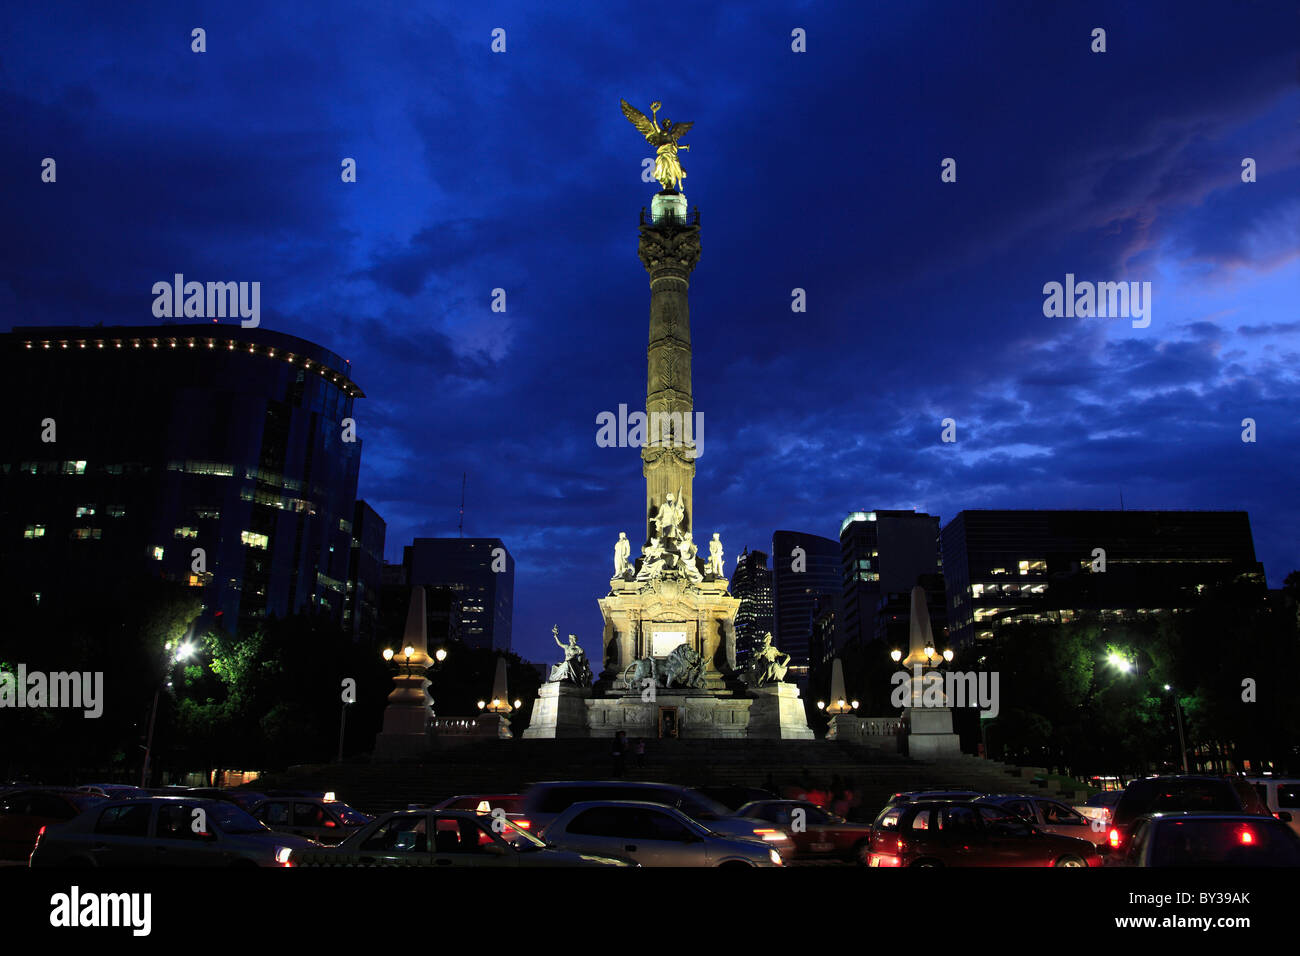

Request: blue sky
left=4, top=0, right=1298, bottom=666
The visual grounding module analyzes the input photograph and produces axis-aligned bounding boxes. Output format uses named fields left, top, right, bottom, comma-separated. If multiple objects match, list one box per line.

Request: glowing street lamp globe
left=382, top=648, right=395, bottom=661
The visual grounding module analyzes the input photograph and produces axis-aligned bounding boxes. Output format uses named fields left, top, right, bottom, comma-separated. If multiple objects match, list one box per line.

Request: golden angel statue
left=620, top=99, right=694, bottom=192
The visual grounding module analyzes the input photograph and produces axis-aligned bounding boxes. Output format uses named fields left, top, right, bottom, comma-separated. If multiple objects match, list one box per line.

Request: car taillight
left=1240, top=829, right=1254, bottom=845
left=324, top=819, right=336, bottom=828
left=1108, top=828, right=1120, bottom=849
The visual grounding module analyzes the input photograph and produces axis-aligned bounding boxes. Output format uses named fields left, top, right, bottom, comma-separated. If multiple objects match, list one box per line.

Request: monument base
left=746, top=683, right=815, bottom=739
left=825, top=714, right=903, bottom=752
left=587, top=690, right=751, bottom=739
left=904, top=706, right=962, bottom=758
left=521, top=683, right=591, bottom=738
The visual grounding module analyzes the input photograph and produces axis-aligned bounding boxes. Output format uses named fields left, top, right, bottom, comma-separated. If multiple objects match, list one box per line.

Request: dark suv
left=1106, top=775, right=1274, bottom=856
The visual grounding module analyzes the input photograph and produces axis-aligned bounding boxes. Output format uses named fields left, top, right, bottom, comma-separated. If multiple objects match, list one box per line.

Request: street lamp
left=1165, top=684, right=1190, bottom=774
left=890, top=649, right=902, bottom=663
left=142, top=626, right=199, bottom=787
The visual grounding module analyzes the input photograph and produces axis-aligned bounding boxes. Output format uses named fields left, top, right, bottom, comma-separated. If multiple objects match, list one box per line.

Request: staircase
left=248, top=739, right=1091, bottom=818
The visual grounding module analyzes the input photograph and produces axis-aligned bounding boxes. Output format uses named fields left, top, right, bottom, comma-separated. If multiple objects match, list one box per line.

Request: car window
left=1277, top=786, right=1300, bottom=810
left=1126, top=820, right=1150, bottom=863
left=799, top=805, right=832, bottom=825
left=566, top=807, right=621, bottom=837
left=209, top=804, right=266, bottom=835
left=261, top=802, right=291, bottom=826
left=1041, top=802, right=1083, bottom=825
left=432, top=818, right=489, bottom=853
left=1120, top=780, right=1238, bottom=821
left=360, top=816, right=428, bottom=853
left=96, top=803, right=152, bottom=837
left=1254, top=784, right=1269, bottom=805
left=156, top=803, right=207, bottom=840
left=294, top=802, right=329, bottom=827
left=539, top=787, right=600, bottom=813
left=874, top=807, right=905, bottom=829
left=1151, top=819, right=1300, bottom=866
left=27, top=793, right=76, bottom=819
left=978, top=806, right=1033, bottom=836
left=643, top=809, right=695, bottom=842
left=939, top=806, right=979, bottom=833
left=1231, top=778, right=1269, bottom=814
left=751, top=805, right=788, bottom=824
left=1004, top=800, right=1034, bottom=819
left=335, top=805, right=369, bottom=825
left=910, top=809, right=934, bottom=831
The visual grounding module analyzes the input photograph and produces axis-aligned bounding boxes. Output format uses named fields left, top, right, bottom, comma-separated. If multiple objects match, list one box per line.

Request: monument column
left=638, top=197, right=701, bottom=546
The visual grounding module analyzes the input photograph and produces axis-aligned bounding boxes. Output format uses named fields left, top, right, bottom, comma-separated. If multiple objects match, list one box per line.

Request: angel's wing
left=620, top=99, right=657, bottom=140
left=666, top=120, right=693, bottom=140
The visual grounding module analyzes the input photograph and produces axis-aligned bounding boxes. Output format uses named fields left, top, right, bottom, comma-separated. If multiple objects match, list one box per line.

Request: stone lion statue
left=661, top=643, right=708, bottom=689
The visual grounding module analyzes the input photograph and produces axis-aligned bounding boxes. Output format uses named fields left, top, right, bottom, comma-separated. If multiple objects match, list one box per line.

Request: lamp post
left=140, top=633, right=197, bottom=788
left=1164, top=684, right=1190, bottom=773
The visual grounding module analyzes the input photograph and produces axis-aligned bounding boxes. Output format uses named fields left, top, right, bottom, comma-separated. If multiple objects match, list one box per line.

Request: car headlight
left=769, top=849, right=782, bottom=866
left=275, top=846, right=294, bottom=865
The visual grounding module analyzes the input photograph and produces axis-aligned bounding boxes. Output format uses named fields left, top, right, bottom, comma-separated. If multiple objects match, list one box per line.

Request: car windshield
left=334, top=805, right=370, bottom=825
left=211, top=803, right=270, bottom=835
left=679, top=791, right=732, bottom=821
left=490, top=816, right=547, bottom=850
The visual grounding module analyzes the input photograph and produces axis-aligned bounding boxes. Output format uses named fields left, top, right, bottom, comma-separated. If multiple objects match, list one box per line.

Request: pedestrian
left=634, top=737, right=646, bottom=769
left=612, top=730, right=627, bottom=777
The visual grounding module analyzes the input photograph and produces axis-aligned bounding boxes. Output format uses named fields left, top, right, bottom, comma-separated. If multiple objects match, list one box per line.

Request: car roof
left=531, top=780, right=680, bottom=788
left=983, top=793, right=1050, bottom=801
left=558, top=800, right=689, bottom=813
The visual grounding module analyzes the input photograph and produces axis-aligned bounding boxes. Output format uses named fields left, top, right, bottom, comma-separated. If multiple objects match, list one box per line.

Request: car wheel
left=910, top=859, right=940, bottom=868
left=716, top=860, right=753, bottom=868
left=1054, top=855, right=1086, bottom=867
left=853, top=840, right=872, bottom=867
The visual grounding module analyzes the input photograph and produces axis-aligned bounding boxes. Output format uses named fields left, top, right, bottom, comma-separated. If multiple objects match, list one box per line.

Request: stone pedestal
left=904, top=706, right=962, bottom=758
left=746, top=682, right=814, bottom=739
left=825, top=714, right=903, bottom=752
left=588, top=690, right=750, bottom=738
left=522, top=683, right=591, bottom=738
left=651, top=191, right=688, bottom=223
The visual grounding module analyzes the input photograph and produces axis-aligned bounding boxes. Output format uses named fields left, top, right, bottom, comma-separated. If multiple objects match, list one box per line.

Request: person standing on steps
left=634, top=737, right=646, bottom=769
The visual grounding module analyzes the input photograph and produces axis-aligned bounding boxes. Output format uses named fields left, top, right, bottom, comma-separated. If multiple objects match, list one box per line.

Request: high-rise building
left=941, top=510, right=1266, bottom=646
left=839, top=509, right=944, bottom=650
left=770, top=530, right=841, bottom=666
left=403, top=538, right=514, bottom=651
left=345, top=500, right=386, bottom=643
left=0, top=323, right=366, bottom=630
left=730, top=547, right=773, bottom=665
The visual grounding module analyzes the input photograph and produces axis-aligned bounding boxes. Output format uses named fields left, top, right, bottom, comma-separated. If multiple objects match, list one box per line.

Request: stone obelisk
left=639, top=193, right=701, bottom=545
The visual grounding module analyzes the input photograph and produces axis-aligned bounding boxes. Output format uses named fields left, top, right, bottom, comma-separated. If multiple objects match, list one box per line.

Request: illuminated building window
left=75, top=505, right=95, bottom=517
left=174, top=527, right=198, bottom=539
left=106, top=505, right=126, bottom=517
left=71, top=528, right=102, bottom=540
left=151, top=546, right=164, bottom=560
left=990, top=567, right=1007, bottom=576
left=241, top=531, right=270, bottom=550
left=63, top=460, right=88, bottom=475
left=23, top=524, right=46, bottom=539
left=970, top=584, right=984, bottom=597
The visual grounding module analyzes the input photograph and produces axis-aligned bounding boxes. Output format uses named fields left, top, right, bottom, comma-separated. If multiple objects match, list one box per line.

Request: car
left=983, top=793, right=1106, bottom=846
left=1105, top=775, right=1275, bottom=855
left=735, top=799, right=875, bottom=864
left=0, top=789, right=107, bottom=861
left=29, top=796, right=316, bottom=867
left=543, top=800, right=783, bottom=867
left=867, top=800, right=1102, bottom=867
left=433, top=794, right=531, bottom=830
left=1112, top=812, right=1300, bottom=867
left=289, top=808, right=631, bottom=867
left=77, top=784, right=150, bottom=801
left=521, top=780, right=794, bottom=853
left=1244, top=777, right=1300, bottom=837
left=1074, top=790, right=1123, bottom=828
left=248, top=795, right=372, bottom=845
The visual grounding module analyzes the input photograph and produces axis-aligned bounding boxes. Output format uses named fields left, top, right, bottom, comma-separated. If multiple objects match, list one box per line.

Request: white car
left=1245, top=777, right=1300, bottom=837
left=543, top=800, right=782, bottom=867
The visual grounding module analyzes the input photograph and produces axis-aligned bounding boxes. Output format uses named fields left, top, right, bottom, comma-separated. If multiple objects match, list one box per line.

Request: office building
left=403, top=537, right=514, bottom=651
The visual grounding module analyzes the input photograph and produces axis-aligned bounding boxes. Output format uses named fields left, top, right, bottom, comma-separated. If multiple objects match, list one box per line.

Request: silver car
left=543, top=800, right=783, bottom=867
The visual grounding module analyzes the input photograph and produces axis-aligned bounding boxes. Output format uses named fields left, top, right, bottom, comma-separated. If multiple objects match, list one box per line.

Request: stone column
left=638, top=198, right=701, bottom=546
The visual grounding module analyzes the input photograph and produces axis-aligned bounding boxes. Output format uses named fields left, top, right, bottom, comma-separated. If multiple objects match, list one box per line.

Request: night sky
left=4, top=1, right=1297, bottom=667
